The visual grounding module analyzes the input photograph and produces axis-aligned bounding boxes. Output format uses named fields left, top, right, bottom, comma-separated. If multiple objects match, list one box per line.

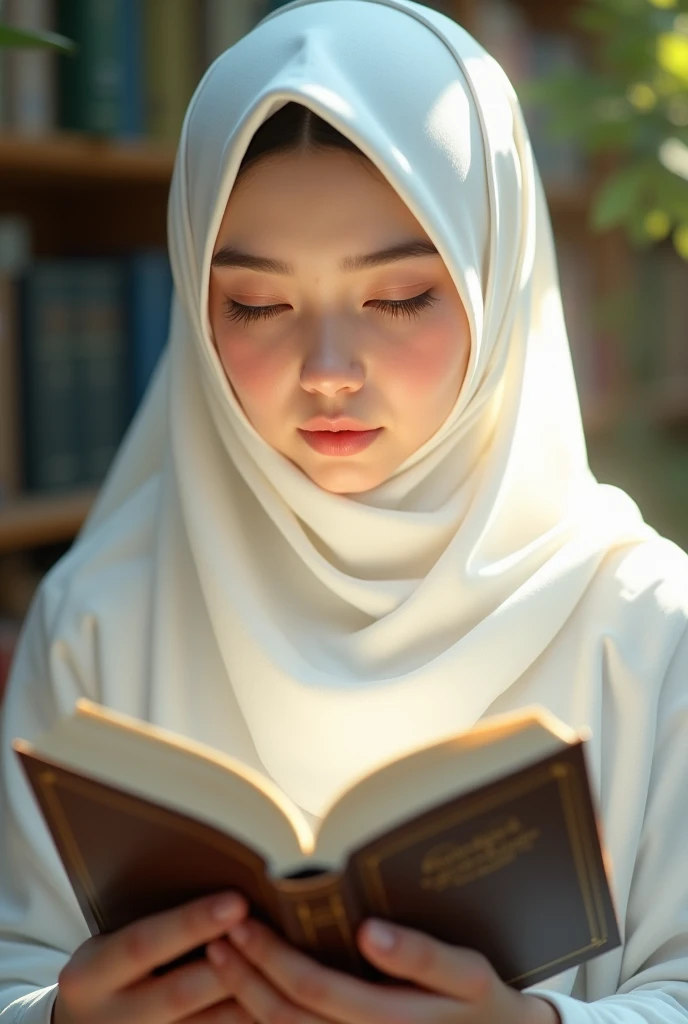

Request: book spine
left=20, top=262, right=81, bottom=492
left=272, top=871, right=371, bottom=978
left=126, top=249, right=172, bottom=417
left=57, top=0, right=124, bottom=135
left=4, top=0, right=57, bottom=135
left=0, top=273, right=22, bottom=503
left=73, top=260, right=128, bottom=485
left=202, top=0, right=257, bottom=66
left=144, top=0, right=200, bottom=144
left=119, top=0, right=145, bottom=138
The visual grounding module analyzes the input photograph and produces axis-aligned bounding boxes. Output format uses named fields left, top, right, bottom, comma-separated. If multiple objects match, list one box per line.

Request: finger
left=222, top=920, right=450, bottom=1024
left=59, top=892, right=248, bottom=1006
left=207, top=939, right=324, bottom=1024
left=358, top=919, right=497, bottom=1001
left=111, top=954, right=243, bottom=1024
left=190, top=1002, right=254, bottom=1024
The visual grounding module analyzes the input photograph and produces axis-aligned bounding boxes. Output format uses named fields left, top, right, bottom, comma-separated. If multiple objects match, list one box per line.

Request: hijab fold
left=80, top=0, right=649, bottom=816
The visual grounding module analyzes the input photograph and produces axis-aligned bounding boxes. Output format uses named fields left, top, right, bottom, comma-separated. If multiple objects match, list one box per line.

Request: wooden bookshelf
left=0, top=134, right=175, bottom=184
left=0, top=132, right=590, bottom=213
left=0, top=490, right=96, bottom=555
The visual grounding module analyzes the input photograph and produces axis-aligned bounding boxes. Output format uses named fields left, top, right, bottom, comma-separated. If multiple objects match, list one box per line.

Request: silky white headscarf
left=78, top=0, right=650, bottom=817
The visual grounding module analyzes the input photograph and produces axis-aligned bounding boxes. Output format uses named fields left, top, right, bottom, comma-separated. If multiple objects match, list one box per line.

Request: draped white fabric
left=77, top=0, right=650, bottom=815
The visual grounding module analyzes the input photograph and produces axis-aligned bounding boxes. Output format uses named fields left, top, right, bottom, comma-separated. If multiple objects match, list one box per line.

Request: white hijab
left=78, top=0, right=649, bottom=817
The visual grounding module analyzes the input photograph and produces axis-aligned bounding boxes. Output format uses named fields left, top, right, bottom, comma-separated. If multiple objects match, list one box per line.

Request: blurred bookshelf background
left=0, top=0, right=687, bottom=693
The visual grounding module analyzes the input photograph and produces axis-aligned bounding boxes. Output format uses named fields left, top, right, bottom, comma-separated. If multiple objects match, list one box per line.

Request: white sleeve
left=0, top=987, right=58, bottom=1024
left=529, top=626, right=688, bottom=1023
left=0, top=582, right=92, bottom=1022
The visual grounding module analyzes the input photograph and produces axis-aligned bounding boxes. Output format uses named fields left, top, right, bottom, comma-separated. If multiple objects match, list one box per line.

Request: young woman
left=2, top=1, right=687, bottom=1022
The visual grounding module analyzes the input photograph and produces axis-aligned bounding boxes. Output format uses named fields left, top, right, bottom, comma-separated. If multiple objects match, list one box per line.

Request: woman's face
left=209, top=147, right=471, bottom=494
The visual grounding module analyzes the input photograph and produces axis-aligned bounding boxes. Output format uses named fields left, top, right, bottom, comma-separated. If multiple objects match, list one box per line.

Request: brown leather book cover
left=17, top=739, right=620, bottom=988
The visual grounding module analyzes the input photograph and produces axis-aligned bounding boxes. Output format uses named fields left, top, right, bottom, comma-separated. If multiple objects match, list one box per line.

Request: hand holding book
left=207, top=907, right=562, bottom=1024
left=50, top=886, right=559, bottom=1024
left=52, top=890, right=249, bottom=1024
left=16, top=701, right=618, bottom=999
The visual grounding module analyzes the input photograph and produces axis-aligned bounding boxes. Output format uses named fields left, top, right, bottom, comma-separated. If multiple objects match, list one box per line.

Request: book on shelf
left=143, top=0, right=201, bottom=144
left=0, top=274, right=22, bottom=504
left=2, top=0, right=56, bottom=135
left=19, top=262, right=82, bottom=493
left=126, top=250, right=173, bottom=415
left=15, top=701, right=620, bottom=988
left=1, top=0, right=269, bottom=140
left=203, top=0, right=259, bottom=65
left=73, top=260, right=128, bottom=486
left=57, top=0, right=125, bottom=135
left=0, top=617, right=22, bottom=703
left=120, top=0, right=146, bottom=138
left=15, top=253, right=171, bottom=495
left=0, top=217, right=32, bottom=505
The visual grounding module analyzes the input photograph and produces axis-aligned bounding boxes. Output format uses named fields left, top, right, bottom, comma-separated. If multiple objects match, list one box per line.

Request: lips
left=300, top=416, right=377, bottom=432
left=298, top=427, right=383, bottom=456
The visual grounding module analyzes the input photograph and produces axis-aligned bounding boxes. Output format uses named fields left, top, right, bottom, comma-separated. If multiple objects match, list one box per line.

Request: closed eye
left=367, top=289, right=439, bottom=320
left=222, top=289, right=439, bottom=326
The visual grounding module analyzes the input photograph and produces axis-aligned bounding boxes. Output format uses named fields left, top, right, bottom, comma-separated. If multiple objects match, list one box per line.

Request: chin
left=299, top=460, right=392, bottom=495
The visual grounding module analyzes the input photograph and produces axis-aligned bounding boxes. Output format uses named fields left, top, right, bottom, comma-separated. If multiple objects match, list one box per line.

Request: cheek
left=381, top=320, right=469, bottom=401
left=214, top=331, right=293, bottom=412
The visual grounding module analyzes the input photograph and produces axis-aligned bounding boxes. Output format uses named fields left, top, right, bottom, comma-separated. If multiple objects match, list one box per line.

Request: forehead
left=220, top=146, right=415, bottom=220
left=215, top=148, right=430, bottom=274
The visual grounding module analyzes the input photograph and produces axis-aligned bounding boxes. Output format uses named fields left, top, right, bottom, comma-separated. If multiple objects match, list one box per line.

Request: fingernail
left=228, top=922, right=249, bottom=946
left=207, top=940, right=230, bottom=965
left=365, top=920, right=396, bottom=951
left=212, top=894, right=241, bottom=921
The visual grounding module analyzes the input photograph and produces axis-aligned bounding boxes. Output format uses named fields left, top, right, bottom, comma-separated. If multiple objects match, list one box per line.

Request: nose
left=299, top=319, right=365, bottom=397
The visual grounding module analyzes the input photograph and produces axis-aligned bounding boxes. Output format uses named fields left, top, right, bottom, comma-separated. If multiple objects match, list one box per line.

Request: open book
left=14, top=701, right=620, bottom=988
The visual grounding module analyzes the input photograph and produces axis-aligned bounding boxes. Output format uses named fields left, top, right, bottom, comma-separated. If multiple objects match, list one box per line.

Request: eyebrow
left=210, top=238, right=440, bottom=274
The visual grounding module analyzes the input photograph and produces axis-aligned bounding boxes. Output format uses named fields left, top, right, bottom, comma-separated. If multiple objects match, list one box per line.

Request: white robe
left=1, top=518, right=688, bottom=1023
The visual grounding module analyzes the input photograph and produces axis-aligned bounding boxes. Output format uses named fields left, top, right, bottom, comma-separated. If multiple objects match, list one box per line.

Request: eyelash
left=222, top=289, right=439, bottom=326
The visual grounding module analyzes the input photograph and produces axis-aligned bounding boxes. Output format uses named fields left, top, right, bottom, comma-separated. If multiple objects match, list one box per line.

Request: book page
left=313, top=707, right=581, bottom=864
left=19, top=700, right=314, bottom=870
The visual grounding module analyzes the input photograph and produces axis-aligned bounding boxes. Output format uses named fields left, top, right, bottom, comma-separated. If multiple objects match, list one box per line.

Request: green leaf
left=591, top=163, right=651, bottom=227
left=0, top=23, right=76, bottom=53
left=648, top=162, right=688, bottom=217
